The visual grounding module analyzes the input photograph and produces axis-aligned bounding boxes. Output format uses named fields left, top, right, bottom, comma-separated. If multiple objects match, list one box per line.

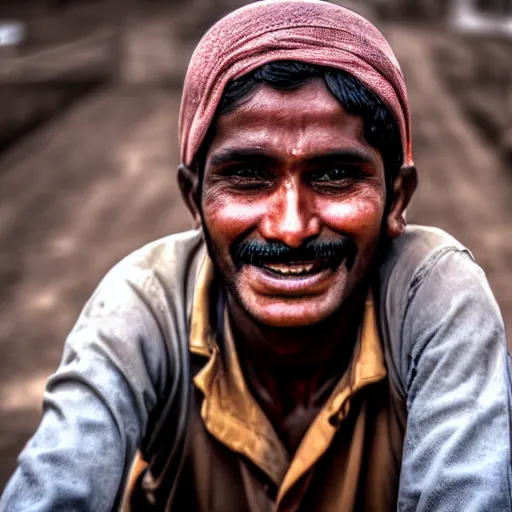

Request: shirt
left=1, top=225, right=511, bottom=511
left=138, top=255, right=403, bottom=511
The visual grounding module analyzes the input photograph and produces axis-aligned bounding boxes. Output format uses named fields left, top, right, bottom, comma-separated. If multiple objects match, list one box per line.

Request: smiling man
left=1, top=1, right=511, bottom=511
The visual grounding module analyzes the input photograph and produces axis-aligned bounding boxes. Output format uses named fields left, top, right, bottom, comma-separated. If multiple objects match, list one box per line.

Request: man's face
left=201, top=78, right=388, bottom=328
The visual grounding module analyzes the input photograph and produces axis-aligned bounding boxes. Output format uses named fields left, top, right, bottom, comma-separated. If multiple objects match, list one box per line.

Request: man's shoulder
left=392, top=224, right=467, bottom=252
left=377, top=224, right=487, bottom=395
left=96, top=229, right=206, bottom=317
left=379, top=224, right=472, bottom=295
left=119, top=229, right=205, bottom=275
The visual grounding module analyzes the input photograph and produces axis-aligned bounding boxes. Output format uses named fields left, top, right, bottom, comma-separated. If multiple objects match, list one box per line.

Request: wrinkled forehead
left=207, top=79, right=377, bottom=164
left=178, top=0, right=413, bottom=169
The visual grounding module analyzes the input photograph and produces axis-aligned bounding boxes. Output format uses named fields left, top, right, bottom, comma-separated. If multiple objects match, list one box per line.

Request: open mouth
left=233, top=238, right=356, bottom=283
left=255, top=258, right=335, bottom=277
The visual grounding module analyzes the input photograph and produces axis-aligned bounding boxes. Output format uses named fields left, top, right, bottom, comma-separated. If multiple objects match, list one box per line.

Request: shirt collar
left=189, top=253, right=215, bottom=357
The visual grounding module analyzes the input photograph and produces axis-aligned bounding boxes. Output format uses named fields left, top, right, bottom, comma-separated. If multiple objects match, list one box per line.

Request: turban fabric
left=179, top=0, right=413, bottom=168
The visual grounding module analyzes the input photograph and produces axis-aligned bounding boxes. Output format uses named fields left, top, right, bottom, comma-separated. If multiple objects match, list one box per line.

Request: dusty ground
left=0, top=0, right=511, bottom=492
left=386, top=23, right=512, bottom=337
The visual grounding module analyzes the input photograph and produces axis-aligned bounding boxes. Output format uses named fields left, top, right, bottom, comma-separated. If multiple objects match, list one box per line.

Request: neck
left=227, top=286, right=367, bottom=369
left=226, top=287, right=368, bottom=453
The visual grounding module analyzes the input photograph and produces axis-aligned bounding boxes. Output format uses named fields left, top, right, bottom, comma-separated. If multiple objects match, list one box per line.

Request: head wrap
left=179, top=0, right=413, bottom=168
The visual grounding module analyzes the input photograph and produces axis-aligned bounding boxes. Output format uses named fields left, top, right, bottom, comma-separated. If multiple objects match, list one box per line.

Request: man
left=1, top=1, right=511, bottom=511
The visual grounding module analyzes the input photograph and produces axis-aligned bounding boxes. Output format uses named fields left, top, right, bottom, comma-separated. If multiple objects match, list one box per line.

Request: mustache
left=233, top=237, right=358, bottom=270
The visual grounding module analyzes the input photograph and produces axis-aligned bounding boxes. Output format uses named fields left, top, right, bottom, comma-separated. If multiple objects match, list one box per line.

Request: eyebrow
left=208, top=148, right=275, bottom=167
left=302, top=150, right=378, bottom=167
left=207, top=147, right=378, bottom=168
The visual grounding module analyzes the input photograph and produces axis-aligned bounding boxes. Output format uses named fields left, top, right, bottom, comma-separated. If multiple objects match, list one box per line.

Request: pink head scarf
left=179, top=0, right=413, bottom=168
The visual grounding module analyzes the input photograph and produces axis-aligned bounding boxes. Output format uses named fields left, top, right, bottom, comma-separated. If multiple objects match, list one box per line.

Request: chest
left=169, top=382, right=404, bottom=512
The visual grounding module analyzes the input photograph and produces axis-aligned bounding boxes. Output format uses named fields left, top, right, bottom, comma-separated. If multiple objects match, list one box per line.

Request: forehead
left=207, top=78, right=377, bottom=160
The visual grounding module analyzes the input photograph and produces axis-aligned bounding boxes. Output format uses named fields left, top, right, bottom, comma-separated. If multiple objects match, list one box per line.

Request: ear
left=386, top=165, right=418, bottom=238
left=177, top=164, right=202, bottom=228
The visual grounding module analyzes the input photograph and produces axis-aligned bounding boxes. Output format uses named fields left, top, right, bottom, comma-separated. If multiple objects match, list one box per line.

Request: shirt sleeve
left=0, top=265, right=169, bottom=512
left=397, top=249, right=512, bottom=511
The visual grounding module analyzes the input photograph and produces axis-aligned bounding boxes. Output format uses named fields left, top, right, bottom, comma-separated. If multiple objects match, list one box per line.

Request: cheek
left=202, top=188, right=267, bottom=244
left=319, top=190, right=385, bottom=238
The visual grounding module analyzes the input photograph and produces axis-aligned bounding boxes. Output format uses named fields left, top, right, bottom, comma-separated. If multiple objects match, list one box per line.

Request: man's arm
left=397, top=248, right=512, bottom=511
left=0, top=265, right=169, bottom=511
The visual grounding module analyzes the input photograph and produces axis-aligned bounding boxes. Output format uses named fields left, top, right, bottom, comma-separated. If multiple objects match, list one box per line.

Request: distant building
left=450, top=0, right=512, bottom=36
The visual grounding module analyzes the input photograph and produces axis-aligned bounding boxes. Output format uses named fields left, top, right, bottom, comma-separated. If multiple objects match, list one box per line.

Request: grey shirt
left=1, top=225, right=511, bottom=511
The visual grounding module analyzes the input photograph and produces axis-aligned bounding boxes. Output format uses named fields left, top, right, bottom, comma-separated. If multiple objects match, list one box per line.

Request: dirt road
left=386, top=25, right=512, bottom=343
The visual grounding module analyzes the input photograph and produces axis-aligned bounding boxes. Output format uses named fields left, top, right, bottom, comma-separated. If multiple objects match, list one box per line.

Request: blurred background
left=0, top=0, right=511, bottom=491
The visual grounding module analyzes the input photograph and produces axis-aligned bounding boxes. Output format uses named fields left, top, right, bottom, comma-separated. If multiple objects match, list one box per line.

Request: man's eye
left=314, top=167, right=354, bottom=182
left=226, top=166, right=272, bottom=189
left=234, top=167, right=263, bottom=179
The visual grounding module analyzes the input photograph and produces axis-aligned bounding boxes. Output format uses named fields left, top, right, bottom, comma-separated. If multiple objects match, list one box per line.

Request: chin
left=228, top=261, right=352, bottom=328
left=242, top=294, right=344, bottom=328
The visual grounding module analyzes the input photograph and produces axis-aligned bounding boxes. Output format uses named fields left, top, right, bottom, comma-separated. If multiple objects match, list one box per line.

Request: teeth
left=264, top=262, right=315, bottom=275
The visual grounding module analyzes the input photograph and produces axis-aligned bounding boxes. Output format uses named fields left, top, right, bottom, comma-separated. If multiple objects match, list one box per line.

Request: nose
left=259, top=178, right=320, bottom=248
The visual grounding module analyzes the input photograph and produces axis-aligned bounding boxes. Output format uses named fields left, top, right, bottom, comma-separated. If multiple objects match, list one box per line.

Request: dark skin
left=179, top=79, right=417, bottom=453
